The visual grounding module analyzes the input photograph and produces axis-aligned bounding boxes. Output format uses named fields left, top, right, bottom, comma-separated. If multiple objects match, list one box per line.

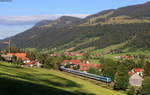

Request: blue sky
left=0, top=0, right=150, bottom=16
left=1, top=0, right=150, bottom=15
left=0, top=0, right=150, bottom=39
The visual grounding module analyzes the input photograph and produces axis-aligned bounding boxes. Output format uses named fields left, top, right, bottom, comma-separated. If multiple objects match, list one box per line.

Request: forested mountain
left=1, top=2, right=150, bottom=51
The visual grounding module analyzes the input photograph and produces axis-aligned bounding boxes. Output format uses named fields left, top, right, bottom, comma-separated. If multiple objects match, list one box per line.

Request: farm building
left=129, top=68, right=144, bottom=87
left=7, top=53, right=29, bottom=60
left=129, top=68, right=144, bottom=77
left=1, top=54, right=13, bottom=61
left=1, top=53, right=30, bottom=63
left=79, top=64, right=101, bottom=71
left=62, top=60, right=82, bottom=65
left=62, top=60, right=101, bottom=71
left=129, top=73, right=143, bottom=87
left=22, top=61, right=42, bottom=68
left=114, top=55, right=132, bottom=59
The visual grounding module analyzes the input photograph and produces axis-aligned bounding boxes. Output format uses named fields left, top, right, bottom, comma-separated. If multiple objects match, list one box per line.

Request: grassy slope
left=0, top=62, right=125, bottom=95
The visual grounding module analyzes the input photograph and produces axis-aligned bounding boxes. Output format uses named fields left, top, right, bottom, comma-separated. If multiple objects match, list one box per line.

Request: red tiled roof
left=63, top=60, right=81, bottom=64
left=25, top=61, right=36, bottom=65
left=63, top=60, right=69, bottom=63
left=128, top=72, right=135, bottom=76
left=134, top=68, right=144, bottom=73
left=8, top=53, right=29, bottom=60
left=79, top=64, right=101, bottom=71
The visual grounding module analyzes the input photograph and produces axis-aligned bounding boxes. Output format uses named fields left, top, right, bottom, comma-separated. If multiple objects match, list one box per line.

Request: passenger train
left=60, top=66, right=112, bottom=83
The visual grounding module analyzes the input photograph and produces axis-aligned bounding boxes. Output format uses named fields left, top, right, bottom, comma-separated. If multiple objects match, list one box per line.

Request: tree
left=15, top=58, right=23, bottom=65
left=144, top=61, right=150, bottom=76
left=26, top=51, right=37, bottom=60
left=120, top=59, right=136, bottom=71
left=0, top=55, right=4, bottom=61
left=114, top=63, right=129, bottom=90
left=140, top=77, right=150, bottom=95
left=101, top=58, right=118, bottom=80
left=36, top=53, right=47, bottom=64
left=87, top=68, right=101, bottom=75
left=127, top=86, right=136, bottom=95
left=43, top=56, right=63, bottom=69
left=83, top=52, right=90, bottom=61
left=11, top=55, right=17, bottom=63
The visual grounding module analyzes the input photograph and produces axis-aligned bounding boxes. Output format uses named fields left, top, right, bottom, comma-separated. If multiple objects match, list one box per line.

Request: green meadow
left=0, top=62, right=126, bottom=95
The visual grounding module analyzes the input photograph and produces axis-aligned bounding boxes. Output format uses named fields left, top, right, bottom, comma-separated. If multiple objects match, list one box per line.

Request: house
left=8, top=53, right=29, bottom=61
left=129, top=68, right=144, bottom=87
left=129, top=73, right=143, bottom=87
left=129, top=68, right=144, bottom=77
left=1, top=54, right=13, bottom=61
left=0, top=51, right=6, bottom=54
left=64, top=52, right=75, bottom=56
left=62, top=60, right=101, bottom=71
left=1, top=53, right=30, bottom=63
left=62, top=60, right=82, bottom=65
left=79, top=64, right=101, bottom=71
left=22, top=61, right=42, bottom=68
left=114, top=55, right=132, bottom=59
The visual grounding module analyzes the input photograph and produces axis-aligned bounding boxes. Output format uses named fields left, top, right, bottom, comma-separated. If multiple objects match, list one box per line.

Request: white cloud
left=0, top=14, right=89, bottom=25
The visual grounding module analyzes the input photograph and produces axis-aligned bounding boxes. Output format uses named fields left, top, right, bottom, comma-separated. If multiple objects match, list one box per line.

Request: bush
left=127, top=86, right=136, bottom=95
left=140, top=77, right=150, bottom=95
left=43, top=56, right=63, bottom=69
left=144, top=61, right=150, bottom=76
left=87, top=68, right=101, bottom=75
left=0, top=55, right=5, bottom=61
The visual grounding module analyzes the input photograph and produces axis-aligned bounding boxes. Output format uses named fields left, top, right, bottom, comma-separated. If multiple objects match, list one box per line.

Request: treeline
left=26, top=49, right=64, bottom=69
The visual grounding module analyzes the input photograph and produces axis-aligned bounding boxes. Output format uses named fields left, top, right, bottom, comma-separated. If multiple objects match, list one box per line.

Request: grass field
left=0, top=62, right=126, bottom=95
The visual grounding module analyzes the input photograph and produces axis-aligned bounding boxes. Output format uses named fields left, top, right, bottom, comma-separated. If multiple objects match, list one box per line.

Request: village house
left=9, top=53, right=30, bottom=63
left=129, top=73, right=143, bottom=87
left=79, top=63, right=101, bottom=72
left=22, top=61, right=42, bottom=68
left=62, top=60, right=101, bottom=72
left=129, top=68, right=144, bottom=87
left=1, top=52, right=42, bottom=68
left=0, top=51, right=6, bottom=54
left=62, top=60, right=82, bottom=66
left=1, top=53, right=29, bottom=62
left=1, top=54, right=13, bottom=61
left=114, top=55, right=132, bottom=59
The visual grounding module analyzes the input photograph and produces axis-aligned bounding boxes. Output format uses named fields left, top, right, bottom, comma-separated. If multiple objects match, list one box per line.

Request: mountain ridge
left=1, top=2, right=150, bottom=51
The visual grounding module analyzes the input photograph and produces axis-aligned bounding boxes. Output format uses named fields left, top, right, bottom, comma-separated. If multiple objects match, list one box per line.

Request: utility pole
left=8, top=40, right=11, bottom=53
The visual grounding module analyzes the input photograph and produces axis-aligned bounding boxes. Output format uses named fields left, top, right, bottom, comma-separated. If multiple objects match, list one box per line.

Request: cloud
left=0, top=14, right=89, bottom=25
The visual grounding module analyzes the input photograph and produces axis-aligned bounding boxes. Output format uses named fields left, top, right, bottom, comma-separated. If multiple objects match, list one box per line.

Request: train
left=60, top=66, right=112, bottom=83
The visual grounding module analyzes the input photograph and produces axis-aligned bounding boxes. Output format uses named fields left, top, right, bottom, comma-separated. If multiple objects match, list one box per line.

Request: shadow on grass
left=0, top=77, right=95, bottom=95
left=0, top=72, right=82, bottom=88
left=0, top=63, right=37, bottom=72
left=35, top=74, right=82, bottom=88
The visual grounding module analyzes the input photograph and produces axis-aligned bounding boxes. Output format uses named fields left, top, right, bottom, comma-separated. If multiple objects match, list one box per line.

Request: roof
left=8, top=53, right=29, bottom=60
left=63, top=60, right=81, bottom=64
left=128, top=72, right=135, bottom=76
left=134, top=68, right=144, bottom=73
left=79, top=64, right=101, bottom=71
left=0, top=51, right=5, bottom=53
left=25, top=61, right=36, bottom=65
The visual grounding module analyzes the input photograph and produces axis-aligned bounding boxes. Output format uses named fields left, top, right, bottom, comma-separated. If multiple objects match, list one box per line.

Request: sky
left=0, top=0, right=150, bottom=39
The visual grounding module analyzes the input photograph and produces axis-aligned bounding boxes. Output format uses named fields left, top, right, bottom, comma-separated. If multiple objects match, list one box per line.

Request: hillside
left=1, top=2, right=150, bottom=51
left=0, top=62, right=125, bottom=95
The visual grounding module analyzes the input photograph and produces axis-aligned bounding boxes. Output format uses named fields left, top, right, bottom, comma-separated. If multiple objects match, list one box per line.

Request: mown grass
left=0, top=62, right=126, bottom=95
